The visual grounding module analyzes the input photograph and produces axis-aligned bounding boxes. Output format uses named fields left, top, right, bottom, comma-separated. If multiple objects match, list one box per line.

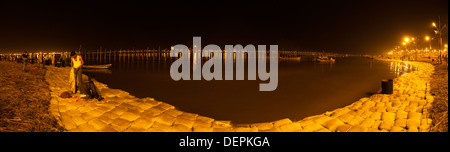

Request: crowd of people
left=0, top=52, right=72, bottom=68
left=0, top=51, right=104, bottom=102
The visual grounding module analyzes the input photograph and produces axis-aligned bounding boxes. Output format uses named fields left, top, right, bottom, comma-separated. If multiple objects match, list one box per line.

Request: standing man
left=22, top=51, right=29, bottom=72
left=38, top=53, right=44, bottom=69
left=70, top=51, right=84, bottom=94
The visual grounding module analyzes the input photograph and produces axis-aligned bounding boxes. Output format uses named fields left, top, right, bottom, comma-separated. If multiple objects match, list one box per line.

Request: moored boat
left=83, top=64, right=112, bottom=69
left=316, top=56, right=335, bottom=62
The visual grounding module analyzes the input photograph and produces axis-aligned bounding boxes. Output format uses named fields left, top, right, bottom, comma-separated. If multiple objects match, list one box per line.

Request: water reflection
left=84, top=56, right=406, bottom=123
left=389, top=62, right=417, bottom=76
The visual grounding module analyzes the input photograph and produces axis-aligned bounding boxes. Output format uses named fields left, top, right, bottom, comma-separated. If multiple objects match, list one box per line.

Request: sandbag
left=59, top=91, right=72, bottom=98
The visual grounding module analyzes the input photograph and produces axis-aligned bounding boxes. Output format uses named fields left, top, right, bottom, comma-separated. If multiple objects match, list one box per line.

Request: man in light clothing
left=70, top=51, right=84, bottom=94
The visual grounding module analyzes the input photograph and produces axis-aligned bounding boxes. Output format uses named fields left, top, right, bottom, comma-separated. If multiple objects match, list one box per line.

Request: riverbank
left=44, top=59, right=436, bottom=132
left=429, top=63, right=448, bottom=132
left=0, top=61, right=64, bottom=132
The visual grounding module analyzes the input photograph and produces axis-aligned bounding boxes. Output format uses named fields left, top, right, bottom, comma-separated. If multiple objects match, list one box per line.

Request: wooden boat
left=280, top=56, right=301, bottom=60
left=83, top=64, right=112, bottom=69
left=316, top=56, right=335, bottom=62
left=82, top=68, right=112, bottom=74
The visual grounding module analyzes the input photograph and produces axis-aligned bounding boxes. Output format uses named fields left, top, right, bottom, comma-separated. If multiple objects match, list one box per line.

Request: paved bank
left=46, top=60, right=435, bottom=132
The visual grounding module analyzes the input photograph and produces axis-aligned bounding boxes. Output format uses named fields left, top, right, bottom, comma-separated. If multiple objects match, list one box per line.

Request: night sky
left=0, top=0, right=447, bottom=54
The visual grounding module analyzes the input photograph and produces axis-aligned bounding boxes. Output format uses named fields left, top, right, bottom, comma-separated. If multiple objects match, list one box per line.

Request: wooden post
left=109, top=49, right=112, bottom=63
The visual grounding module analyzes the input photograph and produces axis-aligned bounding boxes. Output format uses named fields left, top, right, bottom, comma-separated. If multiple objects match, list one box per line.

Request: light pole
left=403, top=37, right=410, bottom=60
left=433, top=16, right=447, bottom=64
left=425, top=36, right=431, bottom=50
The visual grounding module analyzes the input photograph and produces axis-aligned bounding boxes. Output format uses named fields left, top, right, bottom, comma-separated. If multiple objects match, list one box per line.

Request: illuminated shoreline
left=46, top=59, right=435, bottom=132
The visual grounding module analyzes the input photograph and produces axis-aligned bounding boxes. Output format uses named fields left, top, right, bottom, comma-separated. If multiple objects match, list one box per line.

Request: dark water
left=84, top=56, right=415, bottom=123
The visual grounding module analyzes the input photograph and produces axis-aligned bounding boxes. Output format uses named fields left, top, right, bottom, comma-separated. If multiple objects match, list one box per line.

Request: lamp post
left=402, top=42, right=407, bottom=61
left=403, top=37, right=410, bottom=60
left=425, top=36, right=432, bottom=51
left=433, top=16, right=447, bottom=64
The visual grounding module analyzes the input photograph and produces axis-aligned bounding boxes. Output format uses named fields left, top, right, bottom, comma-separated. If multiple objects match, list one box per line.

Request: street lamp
left=432, top=16, right=447, bottom=64
left=402, top=40, right=408, bottom=61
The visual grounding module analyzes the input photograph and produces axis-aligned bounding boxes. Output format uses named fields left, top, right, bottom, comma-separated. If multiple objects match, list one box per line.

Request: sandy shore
left=45, top=59, right=436, bottom=132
